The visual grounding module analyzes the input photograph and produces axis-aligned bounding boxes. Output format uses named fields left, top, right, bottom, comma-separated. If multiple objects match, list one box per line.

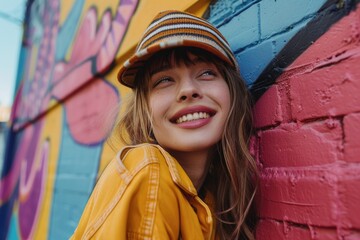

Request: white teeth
left=176, top=112, right=210, bottom=123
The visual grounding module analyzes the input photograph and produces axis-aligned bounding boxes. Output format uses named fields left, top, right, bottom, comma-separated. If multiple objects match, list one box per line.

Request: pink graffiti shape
left=52, top=8, right=110, bottom=86
left=96, top=0, right=137, bottom=70
left=63, top=78, right=119, bottom=145
left=52, top=0, right=138, bottom=144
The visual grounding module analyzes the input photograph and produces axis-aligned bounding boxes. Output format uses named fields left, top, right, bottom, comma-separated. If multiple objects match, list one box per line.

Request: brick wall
left=209, top=0, right=360, bottom=239
left=254, top=6, right=360, bottom=239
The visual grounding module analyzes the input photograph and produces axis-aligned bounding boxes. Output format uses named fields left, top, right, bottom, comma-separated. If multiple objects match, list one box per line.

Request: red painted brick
left=288, top=6, right=360, bottom=68
left=313, top=227, right=339, bottom=240
left=259, top=121, right=342, bottom=167
left=344, top=230, right=360, bottom=240
left=290, top=56, right=360, bottom=121
left=256, top=220, right=283, bottom=240
left=256, top=220, right=311, bottom=240
left=253, top=85, right=283, bottom=128
left=249, top=136, right=261, bottom=167
left=258, top=168, right=337, bottom=226
left=279, top=6, right=360, bottom=121
left=256, top=220, right=339, bottom=240
left=338, top=168, right=360, bottom=229
left=344, top=113, right=360, bottom=163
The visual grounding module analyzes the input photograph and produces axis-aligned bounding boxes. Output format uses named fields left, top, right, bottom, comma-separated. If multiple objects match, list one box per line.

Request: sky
left=0, top=0, right=26, bottom=107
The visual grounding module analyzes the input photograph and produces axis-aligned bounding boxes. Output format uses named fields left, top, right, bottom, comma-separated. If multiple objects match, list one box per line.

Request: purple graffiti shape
left=15, top=0, right=60, bottom=126
left=19, top=139, right=49, bottom=240
left=0, top=125, right=33, bottom=204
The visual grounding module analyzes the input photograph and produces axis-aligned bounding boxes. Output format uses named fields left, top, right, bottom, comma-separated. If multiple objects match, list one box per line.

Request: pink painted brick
left=256, top=220, right=311, bottom=240
left=253, top=85, right=283, bottom=128
left=285, top=7, right=360, bottom=121
left=258, top=168, right=337, bottom=226
left=256, top=220, right=283, bottom=240
left=259, top=121, right=342, bottom=167
left=338, top=168, right=360, bottom=229
left=313, top=227, right=339, bottom=240
left=249, top=136, right=261, bottom=167
left=344, top=230, right=360, bottom=240
left=344, top=113, right=360, bottom=163
left=288, top=7, right=360, bottom=68
left=290, top=56, right=360, bottom=121
left=256, top=220, right=338, bottom=240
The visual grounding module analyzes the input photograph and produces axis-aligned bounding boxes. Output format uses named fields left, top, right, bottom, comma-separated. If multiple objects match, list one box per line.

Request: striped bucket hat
left=117, top=10, right=238, bottom=88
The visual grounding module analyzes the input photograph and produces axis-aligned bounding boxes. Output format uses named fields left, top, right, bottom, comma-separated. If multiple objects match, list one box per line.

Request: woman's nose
left=176, top=78, right=202, bottom=102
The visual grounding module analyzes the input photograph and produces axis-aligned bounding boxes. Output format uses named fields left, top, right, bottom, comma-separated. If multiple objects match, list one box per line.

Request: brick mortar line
left=209, top=0, right=261, bottom=27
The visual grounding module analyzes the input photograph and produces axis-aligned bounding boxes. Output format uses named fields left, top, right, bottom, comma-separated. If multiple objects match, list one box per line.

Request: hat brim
left=117, top=39, right=236, bottom=88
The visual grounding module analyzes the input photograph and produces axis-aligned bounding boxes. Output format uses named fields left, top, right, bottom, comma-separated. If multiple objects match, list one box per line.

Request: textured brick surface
left=235, top=19, right=307, bottom=86
left=289, top=57, right=360, bottom=121
left=286, top=5, right=360, bottom=121
left=256, top=220, right=311, bottom=239
left=236, top=40, right=274, bottom=85
left=219, top=3, right=259, bottom=50
left=254, top=4, right=360, bottom=237
left=253, top=85, right=282, bottom=128
left=288, top=7, right=360, bottom=69
left=258, top=168, right=337, bottom=226
left=339, top=170, right=360, bottom=228
left=208, top=0, right=257, bottom=26
left=256, top=220, right=339, bottom=240
left=259, top=121, right=343, bottom=167
left=344, top=113, right=360, bottom=163
left=259, top=0, right=327, bottom=38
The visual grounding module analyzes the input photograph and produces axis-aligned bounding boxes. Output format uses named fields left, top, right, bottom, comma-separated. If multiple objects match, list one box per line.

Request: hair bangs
left=135, top=47, right=223, bottom=89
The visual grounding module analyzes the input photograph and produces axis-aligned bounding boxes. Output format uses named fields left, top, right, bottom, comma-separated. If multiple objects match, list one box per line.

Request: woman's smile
left=175, top=112, right=210, bottom=124
left=170, top=105, right=216, bottom=128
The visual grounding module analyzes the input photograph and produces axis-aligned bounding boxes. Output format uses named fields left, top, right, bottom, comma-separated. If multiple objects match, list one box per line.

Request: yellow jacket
left=71, top=144, right=216, bottom=239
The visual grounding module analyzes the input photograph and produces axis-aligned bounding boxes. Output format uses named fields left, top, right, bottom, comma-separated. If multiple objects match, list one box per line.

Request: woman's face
left=147, top=53, right=231, bottom=155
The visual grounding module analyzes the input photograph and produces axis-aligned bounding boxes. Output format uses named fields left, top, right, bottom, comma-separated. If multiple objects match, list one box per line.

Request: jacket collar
left=152, top=144, right=198, bottom=196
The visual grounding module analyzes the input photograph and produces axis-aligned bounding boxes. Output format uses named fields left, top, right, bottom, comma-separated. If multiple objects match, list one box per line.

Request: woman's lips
left=170, top=106, right=216, bottom=124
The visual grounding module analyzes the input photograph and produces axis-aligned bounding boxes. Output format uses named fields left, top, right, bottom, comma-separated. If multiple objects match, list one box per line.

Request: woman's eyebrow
left=149, top=58, right=210, bottom=76
left=150, top=65, right=172, bottom=76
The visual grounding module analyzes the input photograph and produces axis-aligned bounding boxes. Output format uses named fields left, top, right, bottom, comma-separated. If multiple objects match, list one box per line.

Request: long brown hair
left=113, top=47, right=258, bottom=239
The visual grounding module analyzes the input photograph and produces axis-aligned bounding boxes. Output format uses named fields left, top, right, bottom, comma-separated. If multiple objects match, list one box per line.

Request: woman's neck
left=169, top=149, right=213, bottom=190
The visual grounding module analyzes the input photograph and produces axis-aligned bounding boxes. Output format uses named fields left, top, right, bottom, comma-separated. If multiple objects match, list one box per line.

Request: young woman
left=71, top=10, right=258, bottom=240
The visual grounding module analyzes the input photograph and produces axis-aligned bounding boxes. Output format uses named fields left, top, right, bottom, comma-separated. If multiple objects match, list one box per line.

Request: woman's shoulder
left=94, top=144, right=165, bottom=186
left=117, top=143, right=197, bottom=196
left=115, top=143, right=172, bottom=173
left=98, top=144, right=175, bottom=183
left=89, top=144, right=174, bottom=206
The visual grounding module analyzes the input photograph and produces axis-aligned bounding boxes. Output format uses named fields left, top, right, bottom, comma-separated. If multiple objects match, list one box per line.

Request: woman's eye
left=199, top=70, right=216, bottom=78
left=153, top=77, right=172, bottom=88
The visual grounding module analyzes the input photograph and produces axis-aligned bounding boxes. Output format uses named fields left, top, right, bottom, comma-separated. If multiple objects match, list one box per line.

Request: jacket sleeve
left=70, top=146, right=181, bottom=240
